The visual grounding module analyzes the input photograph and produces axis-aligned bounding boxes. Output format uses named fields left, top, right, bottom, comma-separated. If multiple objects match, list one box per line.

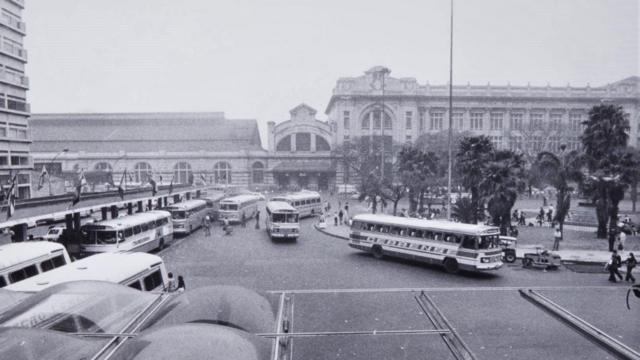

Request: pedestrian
left=538, top=207, right=545, bottom=222
left=345, top=201, right=349, bottom=213
left=552, top=225, right=561, bottom=251
left=255, top=210, right=261, bottom=229
left=223, top=218, right=232, bottom=235
left=202, top=215, right=211, bottom=237
left=167, top=272, right=177, bottom=292
left=608, top=227, right=617, bottom=252
left=338, top=209, right=344, bottom=225
left=625, top=253, right=637, bottom=283
left=607, top=250, right=623, bottom=283
left=546, top=208, right=553, bottom=224
left=177, top=275, right=186, bottom=292
left=519, top=212, right=526, bottom=226
left=241, top=212, right=246, bottom=228
left=618, top=230, right=626, bottom=251
left=512, top=209, right=519, bottom=222
left=333, top=212, right=338, bottom=226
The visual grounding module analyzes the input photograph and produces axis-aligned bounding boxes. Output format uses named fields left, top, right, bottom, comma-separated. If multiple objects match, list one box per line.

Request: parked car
left=40, top=225, right=65, bottom=242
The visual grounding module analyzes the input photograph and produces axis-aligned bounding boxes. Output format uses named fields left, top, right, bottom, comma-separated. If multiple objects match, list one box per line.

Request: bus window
left=273, top=213, right=286, bottom=223
left=143, top=270, right=164, bottom=291
left=128, top=281, right=142, bottom=290
left=124, top=228, right=133, bottom=237
left=479, top=235, right=499, bottom=249
left=40, top=259, right=54, bottom=272
left=52, top=255, right=66, bottom=268
left=141, top=223, right=149, bottom=232
left=172, top=211, right=186, bottom=220
left=414, top=229, right=423, bottom=238
left=287, top=214, right=298, bottom=223
left=9, top=265, right=38, bottom=283
left=133, top=226, right=141, bottom=235
left=0, top=276, right=6, bottom=288
left=461, top=236, right=477, bottom=249
left=424, top=231, right=433, bottom=240
left=97, top=231, right=117, bottom=244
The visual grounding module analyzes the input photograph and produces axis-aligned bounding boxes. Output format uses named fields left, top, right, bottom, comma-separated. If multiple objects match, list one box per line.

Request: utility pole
left=446, top=0, right=454, bottom=220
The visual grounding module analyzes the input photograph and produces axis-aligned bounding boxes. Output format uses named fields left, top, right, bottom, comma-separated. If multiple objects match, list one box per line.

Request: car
left=40, top=226, right=65, bottom=242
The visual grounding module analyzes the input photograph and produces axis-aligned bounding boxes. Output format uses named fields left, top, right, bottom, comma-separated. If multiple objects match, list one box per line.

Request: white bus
left=201, top=192, right=226, bottom=221
left=6, top=252, right=169, bottom=293
left=271, top=190, right=322, bottom=218
left=0, top=242, right=71, bottom=288
left=349, top=214, right=503, bottom=273
left=165, top=199, right=209, bottom=235
left=79, top=210, right=173, bottom=256
left=218, top=194, right=262, bottom=223
left=265, top=201, right=300, bottom=241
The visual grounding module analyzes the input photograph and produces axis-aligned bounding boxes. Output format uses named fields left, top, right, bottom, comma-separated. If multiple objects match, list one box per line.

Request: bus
left=218, top=193, right=262, bottom=223
left=349, top=214, right=503, bottom=273
left=0, top=242, right=71, bottom=288
left=201, top=191, right=226, bottom=221
left=265, top=201, right=300, bottom=241
left=271, top=190, right=322, bottom=218
left=6, top=252, right=169, bottom=293
left=165, top=199, right=209, bottom=235
left=79, top=210, right=173, bottom=256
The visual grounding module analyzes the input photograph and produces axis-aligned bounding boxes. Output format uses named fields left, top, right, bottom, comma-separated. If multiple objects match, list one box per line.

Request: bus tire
left=371, top=245, right=384, bottom=259
left=443, top=258, right=459, bottom=274
left=504, top=251, right=516, bottom=263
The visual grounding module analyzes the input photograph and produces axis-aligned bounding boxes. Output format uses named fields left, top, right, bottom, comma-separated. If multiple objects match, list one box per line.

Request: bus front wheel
left=443, top=258, right=459, bottom=274
left=372, top=245, right=384, bottom=259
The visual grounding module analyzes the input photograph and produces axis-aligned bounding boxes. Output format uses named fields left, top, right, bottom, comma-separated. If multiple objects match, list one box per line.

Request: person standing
left=167, top=272, right=177, bottom=292
left=255, top=210, right=261, bottom=229
left=625, top=253, right=636, bottom=283
left=519, top=212, right=526, bottom=226
left=338, top=209, right=344, bottom=225
left=241, top=212, right=246, bottom=228
left=608, top=250, right=623, bottom=283
left=202, top=215, right=211, bottom=237
left=177, top=275, right=186, bottom=292
left=333, top=212, right=338, bottom=226
left=552, top=225, right=561, bottom=251
left=618, top=230, right=626, bottom=251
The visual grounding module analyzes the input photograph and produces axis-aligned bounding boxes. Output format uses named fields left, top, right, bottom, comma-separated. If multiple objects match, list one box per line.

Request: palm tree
left=479, top=150, right=526, bottom=235
left=537, top=145, right=584, bottom=241
left=456, top=136, right=494, bottom=224
left=452, top=196, right=484, bottom=223
left=581, top=104, right=631, bottom=238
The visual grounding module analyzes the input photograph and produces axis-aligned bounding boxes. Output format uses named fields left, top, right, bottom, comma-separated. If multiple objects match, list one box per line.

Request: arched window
left=94, top=162, right=112, bottom=172
left=252, top=162, right=264, bottom=184
left=213, top=162, right=232, bottom=184
left=361, top=109, right=392, bottom=130
left=315, top=135, right=331, bottom=151
left=276, top=135, right=292, bottom=151
left=133, top=162, right=152, bottom=183
left=295, top=133, right=311, bottom=151
left=173, top=162, right=192, bottom=184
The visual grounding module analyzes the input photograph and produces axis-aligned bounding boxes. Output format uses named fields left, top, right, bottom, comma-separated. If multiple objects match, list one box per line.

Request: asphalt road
left=158, top=209, right=639, bottom=360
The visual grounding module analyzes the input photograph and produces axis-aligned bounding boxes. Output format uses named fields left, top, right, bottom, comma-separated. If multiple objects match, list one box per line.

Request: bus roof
left=6, top=252, right=164, bottom=292
left=0, top=242, right=67, bottom=270
left=352, top=214, right=500, bottom=235
left=265, top=201, right=297, bottom=213
left=274, top=191, right=321, bottom=201
left=201, top=192, right=226, bottom=202
left=84, top=210, right=171, bottom=230
left=220, top=194, right=262, bottom=203
left=165, top=199, right=207, bottom=210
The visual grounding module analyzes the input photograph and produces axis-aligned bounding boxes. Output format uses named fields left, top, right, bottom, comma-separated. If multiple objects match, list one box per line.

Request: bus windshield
left=478, top=235, right=499, bottom=249
left=171, top=211, right=186, bottom=220
left=272, top=213, right=298, bottom=223
left=220, top=204, right=238, bottom=211
left=96, top=231, right=117, bottom=244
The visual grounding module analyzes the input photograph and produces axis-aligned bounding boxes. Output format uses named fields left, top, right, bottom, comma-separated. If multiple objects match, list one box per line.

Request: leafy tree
left=455, top=136, right=494, bottom=224
left=452, top=196, right=485, bottom=223
left=396, top=147, right=440, bottom=214
left=536, top=145, right=584, bottom=239
left=479, top=150, right=526, bottom=234
left=581, top=104, right=631, bottom=238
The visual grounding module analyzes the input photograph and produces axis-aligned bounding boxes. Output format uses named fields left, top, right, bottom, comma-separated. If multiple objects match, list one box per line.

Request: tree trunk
left=418, top=191, right=424, bottom=213
left=371, top=197, right=377, bottom=214
left=632, top=181, right=637, bottom=213
left=500, top=211, right=511, bottom=236
left=393, top=200, right=399, bottom=216
left=470, top=187, right=479, bottom=224
left=595, top=190, right=609, bottom=239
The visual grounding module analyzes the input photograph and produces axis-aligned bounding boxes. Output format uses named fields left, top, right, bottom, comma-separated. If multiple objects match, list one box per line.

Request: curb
left=313, top=224, right=349, bottom=240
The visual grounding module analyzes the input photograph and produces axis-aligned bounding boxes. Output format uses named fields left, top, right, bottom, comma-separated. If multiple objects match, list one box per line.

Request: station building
left=0, top=0, right=30, bottom=198
left=29, top=67, right=639, bottom=195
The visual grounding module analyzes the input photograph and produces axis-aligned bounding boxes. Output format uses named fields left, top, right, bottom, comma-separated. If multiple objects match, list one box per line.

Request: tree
left=451, top=196, right=485, bottom=223
left=581, top=104, right=631, bottom=238
left=396, top=147, right=440, bottom=214
left=479, top=150, right=526, bottom=234
left=456, top=136, right=494, bottom=224
left=536, top=145, right=584, bottom=240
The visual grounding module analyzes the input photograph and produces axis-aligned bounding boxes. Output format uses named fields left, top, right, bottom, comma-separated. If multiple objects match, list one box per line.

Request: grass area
left=511, top=224, right=640, bottom=252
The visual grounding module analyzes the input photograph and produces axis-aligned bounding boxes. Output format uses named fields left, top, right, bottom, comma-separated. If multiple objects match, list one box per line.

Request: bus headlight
left=481, top=257, right=490, bottom=263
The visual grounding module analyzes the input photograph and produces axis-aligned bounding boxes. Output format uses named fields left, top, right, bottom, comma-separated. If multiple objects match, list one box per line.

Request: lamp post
left=446, top=0, right=454, bottom=220
left=48, top=148, right=68, bottom=196
left=375, top=66, right=390, bottom=181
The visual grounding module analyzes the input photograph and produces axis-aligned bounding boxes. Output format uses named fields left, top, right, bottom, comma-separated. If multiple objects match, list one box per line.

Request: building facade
left=0, top=0, right=30, bottom=198
left=326, top=67, right=640, bottom=155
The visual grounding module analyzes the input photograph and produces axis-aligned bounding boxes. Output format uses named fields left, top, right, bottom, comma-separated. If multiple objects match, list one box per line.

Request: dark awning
left=271, top=160, right=335, bottom=173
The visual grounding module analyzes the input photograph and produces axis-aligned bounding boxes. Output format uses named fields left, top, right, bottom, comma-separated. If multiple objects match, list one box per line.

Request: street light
left=446, top=0, right=454, bottom=220
left=372, top=66, right=390, bottom=180
left=48, top=148, right=69, bottom=196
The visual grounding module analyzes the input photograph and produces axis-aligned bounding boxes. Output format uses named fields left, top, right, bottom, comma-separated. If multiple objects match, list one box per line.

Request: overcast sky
left=24, top=0, right=639, bottom=137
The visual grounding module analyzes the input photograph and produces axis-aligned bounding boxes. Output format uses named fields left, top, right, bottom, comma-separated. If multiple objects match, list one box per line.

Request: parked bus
left=218, top=194, right=262, bottom=223
left=165, top=199, right=209, bottom=235
left=201, top=192, right=226, bottom=221
left=0, top=242, right=71, bottom=288
left=265, top=201, right=300, bottom=241
left=349, top=214, right=503, bottom=273
left=6, top=252, right=169, bottom=293
left=271, top=190, right=322, bottom=218
left=79, top=210, right=173, bottom=256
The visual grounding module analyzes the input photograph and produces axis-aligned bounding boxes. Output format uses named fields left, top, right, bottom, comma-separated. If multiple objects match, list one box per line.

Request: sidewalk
left=314, top=221, right=621, bottom=265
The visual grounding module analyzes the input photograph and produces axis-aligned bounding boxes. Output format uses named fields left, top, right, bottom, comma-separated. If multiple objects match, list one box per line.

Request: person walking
left=519, top=212, right=526, bottom=226
left=608, top=250, right=623, bottom=283
left=338, top=209, right=344, bottom=225
left=202, top=215, right=211, bottom=237
left=177, top=275, right=186, bottom=292
left=241, top=212, right=247, bottom=228
left=333, top=212, right=338, bottom=226
left=552, top=225, right=561, bottom=251
left=625, top=253, right=637, bottom=283
left=255, top=210, right=261, bottom=229
left=167, top=272, right=177, bottom=292
left=618, top=230, right=626, bottom=251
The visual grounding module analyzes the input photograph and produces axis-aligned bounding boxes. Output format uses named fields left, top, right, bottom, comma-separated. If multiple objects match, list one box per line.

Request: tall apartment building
left=0, top=0, right=30, bottom=198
